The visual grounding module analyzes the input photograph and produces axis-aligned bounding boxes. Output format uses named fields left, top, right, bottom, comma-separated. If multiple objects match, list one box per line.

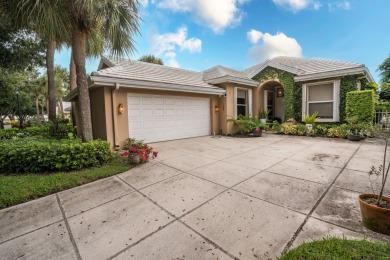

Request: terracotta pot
left=252, top=128, right=263, bottom=137
left=128, top=154, right=140, bottom=165
left=358, top=194, right=390, bottom=234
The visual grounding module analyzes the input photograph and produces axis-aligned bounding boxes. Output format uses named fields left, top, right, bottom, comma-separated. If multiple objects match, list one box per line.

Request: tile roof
left=203, top=65, right=252, bottom=81
left=93, top=57, right=223, bottom=91
left=244, top=56, right=367, bottom=79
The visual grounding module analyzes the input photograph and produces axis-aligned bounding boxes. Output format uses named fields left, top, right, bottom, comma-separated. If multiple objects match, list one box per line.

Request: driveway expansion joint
left=114, top=175, right=237, bottom=260
left=282, top=142, right=363, bottom=253
left=55, top=194, right=82, bottom=260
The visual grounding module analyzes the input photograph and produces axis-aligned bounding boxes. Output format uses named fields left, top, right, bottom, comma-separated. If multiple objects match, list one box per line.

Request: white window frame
left=302, top=80, right=340, bottom=122
left=234, top=87, right=252, bottom=118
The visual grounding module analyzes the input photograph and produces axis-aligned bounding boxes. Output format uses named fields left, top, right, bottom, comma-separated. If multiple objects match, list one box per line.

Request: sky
left=54, top=0, right=390, bottom=83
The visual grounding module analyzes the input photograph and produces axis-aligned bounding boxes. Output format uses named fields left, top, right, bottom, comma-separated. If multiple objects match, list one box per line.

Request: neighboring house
left=65, top=56, right=374, bottom=147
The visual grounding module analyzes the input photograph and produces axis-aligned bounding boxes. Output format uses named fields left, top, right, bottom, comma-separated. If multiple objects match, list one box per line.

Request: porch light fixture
left=118, top=104, right=124, bottom=114
left=277, top=88, right=284, bottom=97
left=215, top=105, right=220, bottom=112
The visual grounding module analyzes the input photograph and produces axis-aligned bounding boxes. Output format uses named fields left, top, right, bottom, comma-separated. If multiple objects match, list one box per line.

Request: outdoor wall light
left=277, top=88, right=284, bottom=97
left=215, top=105, right=220, bottom=112
left=118, top=104, right=124, bottom=114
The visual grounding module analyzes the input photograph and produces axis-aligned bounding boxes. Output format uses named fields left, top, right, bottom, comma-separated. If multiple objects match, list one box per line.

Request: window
left=303, top=80, right=340, bottom=122
left=308, top=83, right=334, bottom=119
left=236, top=89, right=248, bottom=116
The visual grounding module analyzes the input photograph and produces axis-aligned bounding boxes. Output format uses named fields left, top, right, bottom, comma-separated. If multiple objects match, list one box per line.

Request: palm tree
left=139, top=55, right=164, bottom=65
left=65, top=0, right=140, bottom=141
left=0, top=0, right=71, bottom=122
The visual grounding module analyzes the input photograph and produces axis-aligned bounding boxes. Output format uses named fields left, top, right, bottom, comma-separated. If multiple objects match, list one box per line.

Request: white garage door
left=127, top=93, right=211, bottom=143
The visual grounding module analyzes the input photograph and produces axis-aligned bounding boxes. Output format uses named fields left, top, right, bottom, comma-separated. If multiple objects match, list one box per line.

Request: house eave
left=205, top=76, right=259, bottom=87
left=64, top=76, right=226, bottom=101
left=294, top=67, right=375, bottom=83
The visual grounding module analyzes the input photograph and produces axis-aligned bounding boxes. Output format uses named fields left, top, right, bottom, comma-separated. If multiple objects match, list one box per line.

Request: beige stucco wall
left=91, top=86, right=222, bottom=149
left=89, top=87, right=107, bottom=140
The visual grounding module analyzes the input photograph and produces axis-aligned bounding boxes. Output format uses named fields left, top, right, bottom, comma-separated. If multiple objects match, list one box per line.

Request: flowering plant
left=122, top=138, right=158, bottom=163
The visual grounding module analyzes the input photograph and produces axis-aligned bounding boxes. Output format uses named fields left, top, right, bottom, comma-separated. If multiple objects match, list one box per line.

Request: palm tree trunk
left=35, top=95, right=40, bottom=117
left=70, top=52, right=77, bottom=127
left=47, top=40, right=57, bottom=121
left=59, top=99, right=64, bottom=118
left=72, top=27, right=93, bottom=141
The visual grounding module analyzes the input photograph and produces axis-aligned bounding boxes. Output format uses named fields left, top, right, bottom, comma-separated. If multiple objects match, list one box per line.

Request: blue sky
left=55, top=0, right=390, bottom=82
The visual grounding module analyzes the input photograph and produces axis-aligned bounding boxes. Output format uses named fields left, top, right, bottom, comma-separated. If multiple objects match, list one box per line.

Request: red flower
left=130, top=147, right=137, bottom=153
left=132, top=144, right=137, bottom=147
left=144, top=144, right=148, bottom=148
left=141, top=155, right=146, bottom=162
left=121, top=151, right=129, bottom=157
left=153, top=151, right=158, bottom=158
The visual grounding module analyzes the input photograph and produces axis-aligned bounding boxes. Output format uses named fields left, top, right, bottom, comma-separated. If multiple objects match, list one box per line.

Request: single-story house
left=65, top=56, right=374, bottom=148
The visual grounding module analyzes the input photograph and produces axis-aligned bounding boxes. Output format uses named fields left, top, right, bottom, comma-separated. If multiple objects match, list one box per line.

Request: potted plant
left=303, top=111, right=318, bottom=134
left=122, top=138, right=158, bottom=165
left=358, top=131, right=390, bottom=234
left=258, top=108, right=270, bottom=124
left=346, top=116, right=363, bottom=141
left=251, top=119, right=266, bottom=137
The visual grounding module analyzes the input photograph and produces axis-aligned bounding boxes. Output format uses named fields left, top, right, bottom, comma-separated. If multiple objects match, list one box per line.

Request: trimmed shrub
left=327, top=124, right=348, bottom=138
left=281, top=123, right=298, bottom=135
left=346, top=90, right=375, bottom=123
left=0, top=139, right=112, bottom=174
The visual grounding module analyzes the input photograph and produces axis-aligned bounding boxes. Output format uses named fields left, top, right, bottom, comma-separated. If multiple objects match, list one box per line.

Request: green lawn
left=0, top=156, right=132, bottom=209
left=281, top=237, right=390, bottom=260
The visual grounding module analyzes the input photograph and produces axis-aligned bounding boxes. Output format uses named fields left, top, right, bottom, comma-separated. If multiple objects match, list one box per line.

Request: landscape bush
left=0, top=139, right=112, bottom=174
left=346, top=90, right=375, bottom=123
left=281, top=123, right=298, bottom=135
left=0, top=119, right=76, bottom=140
left=296, top=124, right=306, bottom=136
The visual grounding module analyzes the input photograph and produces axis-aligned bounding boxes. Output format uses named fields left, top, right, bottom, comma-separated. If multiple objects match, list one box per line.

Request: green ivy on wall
left=253, top=67, right=362, bottom=123
left=252, top=67, right=299, bottom=121
left=339, top=76, right=358, bottom=122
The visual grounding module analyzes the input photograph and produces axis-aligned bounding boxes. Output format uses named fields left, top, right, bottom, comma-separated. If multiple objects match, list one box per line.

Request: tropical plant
left=297, top=124, right=306, bottom=136
left=271, top=120, right=281, bottom=133
left=281, top=123, right=298, bottom=135
left=67, top=0, right=140, bottom=141
left=303, top=111, right=318, bottom=125
left=258, top=108, right=270, bottom=119
left=138, top=55, right=164, bottom=65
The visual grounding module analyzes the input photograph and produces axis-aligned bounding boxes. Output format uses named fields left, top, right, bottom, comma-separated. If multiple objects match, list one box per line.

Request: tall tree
left=66, top=0, right=140, bottom=141
left=138, top=55, right=164, bottom=65
left=378, top=54, right=390, bottom=84
left=0, top=0, right=70, bottom=121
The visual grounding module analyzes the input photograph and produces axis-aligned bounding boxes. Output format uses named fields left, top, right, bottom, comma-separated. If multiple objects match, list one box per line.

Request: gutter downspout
left=112, top=83, right=120, bottom=150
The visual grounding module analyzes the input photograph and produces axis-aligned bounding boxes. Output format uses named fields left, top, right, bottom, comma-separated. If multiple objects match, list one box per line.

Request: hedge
left=346, top=90, right=375, bottom=123
left=0, top=139, right=112, bottom=174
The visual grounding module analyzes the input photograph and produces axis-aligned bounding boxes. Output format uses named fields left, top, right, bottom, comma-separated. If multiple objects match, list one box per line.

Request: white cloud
left=328, top=1, right=351, bottom=12
left=248, top=31, right=303, bottom=62
left=152, top=27, right=202, bottom=67
left=272, top=0, right=321, bottom=12
left=247, top=29, right=263, bottom=44
left=157, top=0, right=249, bottom=34
left=138, top=0, right=149, bottom=7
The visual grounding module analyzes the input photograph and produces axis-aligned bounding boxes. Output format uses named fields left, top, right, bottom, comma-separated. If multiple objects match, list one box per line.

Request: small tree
left=138, top=55, right=164, bottom=65
left=379, top=82, right=390, bottom=101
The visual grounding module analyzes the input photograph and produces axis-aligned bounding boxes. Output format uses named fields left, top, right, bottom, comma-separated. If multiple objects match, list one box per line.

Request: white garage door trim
left=127, top=93, right=211, bottom=143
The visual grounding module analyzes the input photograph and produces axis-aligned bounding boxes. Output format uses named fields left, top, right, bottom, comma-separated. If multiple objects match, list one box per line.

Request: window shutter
left=234, top=86, right=238, bottom=118
left=333, top=80, right=340, bottom=122
left=302, top=84, right=307, bottom=119
left=248, top=88, right=253, bottom=117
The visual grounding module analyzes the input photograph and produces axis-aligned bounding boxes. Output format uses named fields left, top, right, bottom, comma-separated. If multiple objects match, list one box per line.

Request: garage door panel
left=128, top=109, right=141, bottom=118
left=128, top=94, right=210, bottom=143
left=153, top=108, right=164, bottom=117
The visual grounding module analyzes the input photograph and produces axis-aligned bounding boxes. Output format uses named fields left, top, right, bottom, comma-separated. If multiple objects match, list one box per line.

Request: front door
left=266, top=91, right=275, bottom=120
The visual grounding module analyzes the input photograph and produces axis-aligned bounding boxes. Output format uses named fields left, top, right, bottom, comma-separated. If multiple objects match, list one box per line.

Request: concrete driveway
left=1, top=134, right=389, bottom=260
